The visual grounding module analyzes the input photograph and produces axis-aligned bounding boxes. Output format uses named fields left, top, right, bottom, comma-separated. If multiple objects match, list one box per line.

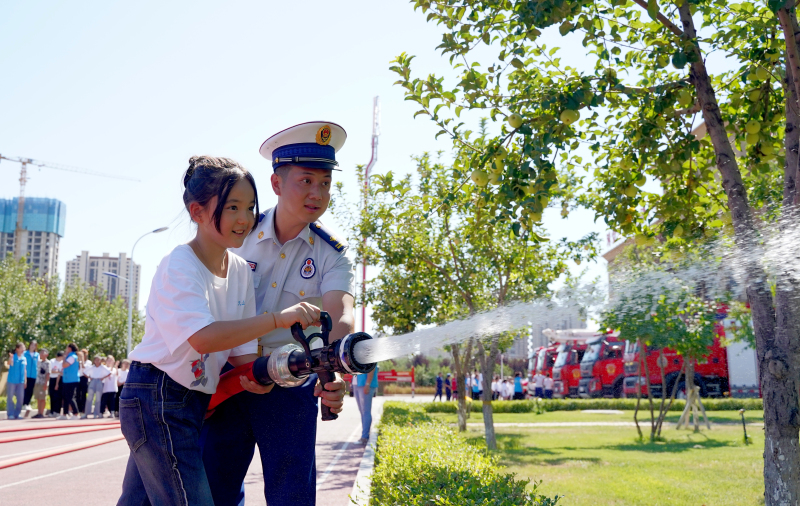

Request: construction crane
left=361, top=97, right=380, bottom=332
left=0, top=154, right=139, bottom=260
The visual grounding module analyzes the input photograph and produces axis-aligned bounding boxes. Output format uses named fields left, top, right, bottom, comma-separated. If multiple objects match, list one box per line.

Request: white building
left=66, top=252, right=141, bottom=307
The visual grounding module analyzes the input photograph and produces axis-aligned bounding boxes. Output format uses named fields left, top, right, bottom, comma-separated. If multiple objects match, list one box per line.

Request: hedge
left=371, top=402, right=560, bottom=505
left=421, top=397, right=763, bottom=414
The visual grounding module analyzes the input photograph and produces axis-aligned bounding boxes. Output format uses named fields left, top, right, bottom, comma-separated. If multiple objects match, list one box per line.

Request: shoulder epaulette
left=310, top=221, right=347, bottom=252
left=258, top=212, right=266, bottom=223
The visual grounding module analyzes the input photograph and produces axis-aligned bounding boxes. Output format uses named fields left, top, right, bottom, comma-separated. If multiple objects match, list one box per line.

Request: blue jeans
left=6, top=383, right=24, bottom=419
left=117, top=362, right=213, bottom=506
left=87, top=378, right=103, bottom=417
left=201, top=374, right=319, bottom=506
left=354, top=386, right=377, bottom=440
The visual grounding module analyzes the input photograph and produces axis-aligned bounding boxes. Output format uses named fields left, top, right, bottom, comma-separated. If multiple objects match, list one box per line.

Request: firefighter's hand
left=315, top=376, right=345, bottom=413
left=240, top=375, right=274, bottom=395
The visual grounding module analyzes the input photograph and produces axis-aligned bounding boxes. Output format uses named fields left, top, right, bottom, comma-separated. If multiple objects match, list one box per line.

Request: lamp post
left=124, top=227, right=168, bottom=357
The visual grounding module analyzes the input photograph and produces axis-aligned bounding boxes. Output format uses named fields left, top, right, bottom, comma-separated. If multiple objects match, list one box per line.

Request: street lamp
left=123, top=227, right=169, bottom=357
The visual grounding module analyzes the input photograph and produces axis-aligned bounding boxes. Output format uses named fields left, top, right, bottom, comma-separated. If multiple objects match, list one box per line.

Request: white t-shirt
left=503, top=382, right=513, bottom=398
left=50, top=359, right=63, bottom=377
left=544, top=377, right=554, bottom=390
left=129, top=245, right=258, bottom=394
left=534, top=374, right=545, bottom=388
left=491, top=380, right=498, bottom=393
left=103, top=368, right=118, bottom=393
left=86, top=364, right=111, bottom=380
left=117, top=369, right=129, bottom=385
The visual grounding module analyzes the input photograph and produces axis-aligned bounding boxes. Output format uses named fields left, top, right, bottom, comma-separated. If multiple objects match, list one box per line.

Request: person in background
left=513, top=372, right=524, bottom=400
left=49, top=351, right=64, bottom=417
left=445, top=373, right=452, bottom=401
left=355, top=364, right=378, bottom=444
left=533, top=371, right=545, bottom=398
left=115, top=359, right=130, bottom=418
left=83, top=355, right=110, bottom=419
left=32, top=348, right=51, bottom=418
left=101, top=355, right=118, bottom=418
left=58, top=343, right=81, bottom=419
left=491, top=375, right=499, bottom=401
left=433, top=372, right=443, bottom=402
left=76, top=348, right=91, bottom=415
left=471, top=371, right=480, bottom=400
left=22, top=340, right=39, bottom=416
left=451, top=372, right=458, bottom=400
left=5, top=343, right=27, bottom=420
left=544, top=375, right=554, bottom=399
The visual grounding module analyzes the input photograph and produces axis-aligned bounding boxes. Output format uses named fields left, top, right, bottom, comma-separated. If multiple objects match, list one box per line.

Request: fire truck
left=544, top=329, right=591, bottom=398
left=530, top=343, right=559, bottom=379
left=622, top=316, right=759, bottom=398
left=577, top=332, right=626, bottom=398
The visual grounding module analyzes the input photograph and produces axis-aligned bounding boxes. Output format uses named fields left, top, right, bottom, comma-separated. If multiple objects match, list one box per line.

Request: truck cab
left=578, top=334, right=625, bottom=398
left=535, top=344, right=558, bottom=379
left=552, top=341, right=588, bottom=398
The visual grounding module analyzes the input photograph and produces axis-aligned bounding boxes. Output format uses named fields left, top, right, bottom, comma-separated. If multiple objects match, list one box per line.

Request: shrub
left=420, top=397, right=763, bottom=414
left=373, top=402, right=560, bottom=505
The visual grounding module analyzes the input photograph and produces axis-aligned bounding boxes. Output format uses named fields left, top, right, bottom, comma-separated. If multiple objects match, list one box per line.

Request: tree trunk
left=656, top=362, right=684, bottom=437
left=640, top=343, right=655, bottom=442
left=633, top=338, right=643, bottom=440
left=679, top=5, right=800, bottom=503
left=477, top=336, right=500, bottom=450
left=451, top=339, right=473, bottom=432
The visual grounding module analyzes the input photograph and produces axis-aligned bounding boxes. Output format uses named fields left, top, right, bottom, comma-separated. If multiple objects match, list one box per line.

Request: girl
left=57, top=343, right=81, bottom=419
left=118, top=156, right=320, bottom=506
left=5, top=343, right=27, bottom=420
left=101, top=355, right=118, bottom=417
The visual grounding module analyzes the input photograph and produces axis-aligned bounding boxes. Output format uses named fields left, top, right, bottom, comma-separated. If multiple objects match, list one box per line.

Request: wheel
left=612, top=380, right=624, bottom=399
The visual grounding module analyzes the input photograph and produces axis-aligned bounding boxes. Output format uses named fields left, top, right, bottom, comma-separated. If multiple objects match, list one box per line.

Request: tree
left=0, top=254, right=144, bottom=360
left=332, top=152, right=592, bottom=448
left=602, top=253, right=719, bottom=441
left=392, top=1, right=798, bottom=500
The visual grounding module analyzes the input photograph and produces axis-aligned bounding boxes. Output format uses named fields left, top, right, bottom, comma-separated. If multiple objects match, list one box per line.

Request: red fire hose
left=206, top=362, right=256, bottom=414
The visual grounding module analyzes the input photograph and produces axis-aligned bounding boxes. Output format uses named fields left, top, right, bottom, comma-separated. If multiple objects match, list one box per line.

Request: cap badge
left=300, top=258, right=316, bottom=279
left=274, top=157, right=279, bottom=164
left=315, top=125, right=332, bottom=146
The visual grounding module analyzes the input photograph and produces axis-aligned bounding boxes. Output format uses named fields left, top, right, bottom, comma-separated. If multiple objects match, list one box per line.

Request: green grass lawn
left=435, top=411, right=764, bottom=506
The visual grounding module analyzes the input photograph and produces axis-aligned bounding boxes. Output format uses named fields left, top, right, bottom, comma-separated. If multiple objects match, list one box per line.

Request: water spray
left=208, top=312, right=375, bottom=421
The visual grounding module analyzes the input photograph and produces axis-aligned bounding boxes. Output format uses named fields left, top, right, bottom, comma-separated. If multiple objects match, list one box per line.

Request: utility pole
left=361, top=97, right=380, bottom=332
left=0, top=155, right=138, bottom=262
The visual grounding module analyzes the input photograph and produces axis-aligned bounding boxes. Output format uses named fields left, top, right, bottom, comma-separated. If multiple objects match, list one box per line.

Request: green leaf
left=647, top=0, right=659, bottom=21
left=510, top=58, right=523, bottom=69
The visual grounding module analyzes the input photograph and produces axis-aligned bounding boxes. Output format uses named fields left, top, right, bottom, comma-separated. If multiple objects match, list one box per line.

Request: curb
left=349, top=399, right=384, bottom=506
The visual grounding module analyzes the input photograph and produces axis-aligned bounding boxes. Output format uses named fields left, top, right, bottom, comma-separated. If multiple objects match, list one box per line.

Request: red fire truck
left=577, top=332, right=626, bottom=398
left=545, top=329, right=591, bottom=398
left=531, top=344, right=559, bottom=379
left=622, top=316, right=738, bottom=398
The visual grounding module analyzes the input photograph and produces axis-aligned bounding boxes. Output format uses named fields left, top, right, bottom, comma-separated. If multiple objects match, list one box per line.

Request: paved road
left=0, top=396, right=386, bottom=505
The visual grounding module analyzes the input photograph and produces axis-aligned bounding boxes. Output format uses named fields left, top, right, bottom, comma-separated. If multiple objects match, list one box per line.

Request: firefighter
left=201, top=122, right=354, bottom=506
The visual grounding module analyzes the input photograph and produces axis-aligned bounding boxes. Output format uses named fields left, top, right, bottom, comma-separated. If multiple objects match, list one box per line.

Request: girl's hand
left=274, top=302, right=321, bottom=329
left=239, top=375, right=274, bottom=395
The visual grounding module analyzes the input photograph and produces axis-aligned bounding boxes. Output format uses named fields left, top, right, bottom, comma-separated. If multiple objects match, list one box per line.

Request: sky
left=0, top=1, right=610, bottom=334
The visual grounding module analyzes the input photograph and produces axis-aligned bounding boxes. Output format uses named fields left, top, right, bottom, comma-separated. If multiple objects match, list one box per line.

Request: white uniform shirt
left=544, top=376, right=554, bottom=390
left=129, top=245, right=258, bottom=394
left=232, top=207, right=355, bottom=355
left=118, top=369, right=129, bottom=385
left=534, top=374, right=545, bottom=388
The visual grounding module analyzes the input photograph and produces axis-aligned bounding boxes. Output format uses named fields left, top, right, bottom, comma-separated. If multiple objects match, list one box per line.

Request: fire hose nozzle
left=208, top=312, right=376, bottom=420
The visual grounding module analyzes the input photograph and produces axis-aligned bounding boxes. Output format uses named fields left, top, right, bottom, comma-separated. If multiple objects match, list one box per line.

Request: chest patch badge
left=247, top=260, right=258, bottom=272
left=300, top=258, right=316, bottom=279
